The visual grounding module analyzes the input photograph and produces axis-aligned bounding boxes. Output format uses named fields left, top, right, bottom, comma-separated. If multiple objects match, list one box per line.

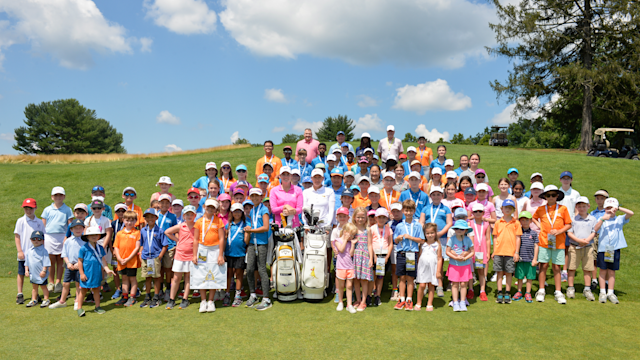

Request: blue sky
left=0, top=0, right=520, bottom=155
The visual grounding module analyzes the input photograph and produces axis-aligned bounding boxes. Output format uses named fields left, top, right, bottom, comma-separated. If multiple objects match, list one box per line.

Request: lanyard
left=251, top=204, right=264, bottom=248
left=410, top=189, right=420, bottom=205
left=403, top=221, right=415, bottom=239
left=230, top=220, right=244, bottom=246
left=146, top=226, right=156, bottom=258
left=383, top=189, right=393, bottom=209
left=158, top=212, right=167, bottom=229
left=418, top=147, right=427, bottom=161
left=377, top=224, right=387, bottom=253
left=88, top=243, right=102, bottom=262
left=222, top=177, right=231, bottom=191
left=128, top=203, right=134, bottom=211
left=387, top=138, right=394, bottom=151
left=201, top=216, right=214, bottom=245
left=545, top=204, right=560, bottom=229
left=430, top=204, right=442, bottom=223
left=472, top=220, right=484, bottom=247
left=283, top=158, right=295, bottom=168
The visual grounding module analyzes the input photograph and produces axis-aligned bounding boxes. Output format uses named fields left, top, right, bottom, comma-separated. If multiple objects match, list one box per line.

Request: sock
left=250, top=292, right=256, bottom=298
left=555, top=290, right=562, bottom=295
left=17, top=292, right=23, bottom=296
left=407, top=297, right=412, bottom=302
left=400, top=297, right=406, bottom=302
left=123, top=293, right=128, bottom=299
left=480, top=290, right=485, bottom=294
left=393, top=288, right=398, bottom=292
left=235, top=290, right=241, bottom=297
left=562, top=270, right=567, bottom=274
left=608, top=289, right=614, bottom=295
left=600, top=289, right=606, bottom=295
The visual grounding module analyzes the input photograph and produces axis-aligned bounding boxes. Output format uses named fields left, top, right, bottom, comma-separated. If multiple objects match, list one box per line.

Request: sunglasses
left=92, top=207, right=103, bottom=211
left=92, top=186, right=105, bottom=192
left=476, top=175, right=485, bottom=178
left=237, top=169, right=247, bottom=173
left=546, top=193, right=558, bottom=198
left=222, top=166, right=231, bottom=170
left=124, top=193, right=136, bottom=197
left=115, top=209, right=126, bottom=213
left=473, top=210, right=484, bottom=213
left=188, top=195, right=200, bottom=199
left=31, top=238, right=43, bottom=242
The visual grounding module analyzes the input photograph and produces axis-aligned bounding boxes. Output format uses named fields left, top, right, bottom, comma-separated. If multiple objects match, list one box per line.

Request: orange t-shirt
left=533, top=204, right=572, bottom=249
left=113, top=228, right=141, bottom=270
left=379, top=188, right=400, bottom=210
left=352, top=194, right=371, bottom=209
left=194, top=216, right=224, bottom=246
left=116, top=203, right=144, bottom=228
left=256, top=155, right=282, bottom=182
left=416, top=146, right=433, bottom=166
left=492, top=217, right=523, bottom=256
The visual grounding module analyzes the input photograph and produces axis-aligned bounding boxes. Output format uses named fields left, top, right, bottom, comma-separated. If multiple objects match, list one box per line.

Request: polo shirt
left=597, top=215, right=629, bottom=252
left=492, top=217, right=523, bottom=256
left=518, top=228, right=539, bottom=262
left=310, top=155, right=328, bottom=169
left=567, top=213, right=597, bottom=248
left=41, top=203, right=73, bottom=234
left=415, top=147, right=433, bottom=167
left=139, top=224, right=168, bottom=260
left=379, top=188, right=400, bottom=210
left=225, top=220, right=247, bottom=257
left=329, top=142, right=355, bottom=155
left=14, top=215, right=45, bottom=260
left=194, top=215, right=224, bottom=247
left=25, top=245, right=50, bottom=284
left=377, top=137, right=404, bottom=162
left=157, top=211, right=178, bottom=249
left=394, top=220, right=424, bottom=253
left=296, top=138, right=320, bottom=164
left=248, top=204, right=270, bottom=246
left=590, top=208, right=606, bottom=219
left=399, top=189, right=430, bottom=220
left=559, top=187, right=581, bottom=221
left=256, top=155, right=282, bottom=182
left=429, top=158, right=446, bottom=174
left=61, top=235, right=86, bottom=265
left=533, top=204, right=572, bottom=249
left=421, top=202, right=451, bottom=234
left=113, top=228, right=141, bottom=269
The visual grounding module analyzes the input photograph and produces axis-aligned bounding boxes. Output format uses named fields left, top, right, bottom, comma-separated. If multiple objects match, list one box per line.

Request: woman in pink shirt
left=270, top=166, right=304, bottom=227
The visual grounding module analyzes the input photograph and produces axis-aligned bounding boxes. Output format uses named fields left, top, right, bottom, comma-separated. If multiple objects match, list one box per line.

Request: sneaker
left=94, top=307, right=106, bottom=314
left=150, top=295, right=161, bottom=308
left=207, top=300, right=216, bottom=312
left=599, top=293, right=607, bottom=303
left=555, top=291, right=567, bottom=304
left=561, top=271, right=568, bottom=282
left=223, top=292, right=231, bottom=307
left=357, top=302, right=366, bottom=312
left=135, top=289, right=141, bottom=298
left=102, top=282, right=111, bottom=293
left=347, top=305, right=357, bottom=314
left=179, top=299, right=190, bottom=309
left=390, top=290, right=399, bottom=301
left=375, top=295, right=381, bottom=306
left=479, top=292, right=488, bottom=301
left=26, top=299, right=38, bottom=307
left=232, top=297, right=242, bottom=307
left=124, top=297, right=136, bottom=307
left=16, top=293, right=24, bottom=305
left=490, top=273, right=498, bottom=282
left=40, top=299, right=51, bottom=308
left=459, top=301, right=468, bottom=311
left=567, top=286, right=576, bottom=299
left=512, top=291, right=523, bottom=301
left=436, top=287, right=444, bottom=297
left=193, top=290, right=201, bottom=298
left=111, top=289, right=122, bottom=300
left=47, top=282, right=54, bottom=292
left=496, top=293, right=503, bottom=304
left=525, top=293, right=533, bottom=303
left=607, top=293, right=619, bottom=304
left=49, top=301, right=67, bottom=309
left=334, top=293, right=339, bottom=303
left=213, top=290, right=223, bottom=302
left=504, top=293, right=511, bottom=304
left=77, top=309, right=85, bottom=317
left=85, top=293, right=94, bottom=304
left=405, top=299, right=414, bottom=311
left=55, top=282, right=63, bottom=293
left=199, top=301, right=207, bottom=313
left=163, top=289, right=171, bottom=303
left=240, top=290, right=248, bottom=298
left=366, top=295, right=372, bottom=306
left=583, top=288, right=595, bottom=301
left=591, top=279, right=599, bottom=291
left=467, top=289, right=474, bottom=299
left=453, top=301, right=460, bottom=312
left=446, top=283, right=452, bottom=292
left=255, top=298, right=272, bottom=311
left=115, top=297, right=128, bottom=306
left=394, top=301, right=406, bottom=310
left=140, top=295, right=151, bottom=308
left=246, top=294, right=258, bottom=308
left=535, top=290, right=545, bottom=302
left=166, top=299, right=176, bottom=310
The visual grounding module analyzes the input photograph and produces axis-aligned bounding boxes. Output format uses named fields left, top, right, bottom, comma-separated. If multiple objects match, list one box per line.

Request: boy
left=172, top=199, right=184, bottom=223
left=41, top=186, right=73, bottom=293
left=344, top=171, right=355, bottom=190
left=301, top=176, right=312, bottom=190
left=566, top=196, right=597, bottom=301
left=533, top=185, right=572, bottom=304
left=66, top=204, right=88, bottom=239
left=85, top=199, right=114, bottom=293
left=297, top=148, right=313, bottom=179
left=589, top=189, right=609, bottom=288
left=281, top=145, right=299, bottom=170
left=244, top=188, right=272, bottom=311
left=402, top=147, right=421, bottom=176
left=14, top=198, right=45, bottom=304
left=354, top=157, right=370, bottom=182
left=24, top=231, right=51, bottom=307
left=87, top=185, right=113, bottom=220
left=257, top=174, right=271, bottom=198
left=399, top=172, right=429, bottom=221
left=491, top=199, right=522, bottom=304
left=49, top=219, right=86, bottom=309
left=114, top=210, right=142, bottom=307
left=393, top=199, right=425, bottom=310
left=389, top=202, right=404, bottom=301
left=243, top=200, right=254, bottom=218
left=507, top=168, right=519, bottom=188
left=139, top=209, right=169, bottom=308
left=513, top=211, right=539, bottom=303
left=352, top=177, right=372, bottom=209
left=380, top=172, right=400, bottom=211
left=330, top=168, right=345, bottom=208
left=157, top=194, right=178, bottom=301
left=310, top=142, right=328, bottom=169
left=593, top=197, right=633, bottom=304
left=110, top=203, right=127, bottom=299
left=524, top=172, right=543, bottom=198
left=120, top=187, right=144, bottom=228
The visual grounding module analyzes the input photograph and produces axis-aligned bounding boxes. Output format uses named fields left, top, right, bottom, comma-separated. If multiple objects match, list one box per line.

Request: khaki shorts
left=567, top=245, right=595, bottom=272
left=140, top=257, right=162, bottom=278
left=592, top=233, right=599, bottom=258
left=162, top=247, right=175, bottom=269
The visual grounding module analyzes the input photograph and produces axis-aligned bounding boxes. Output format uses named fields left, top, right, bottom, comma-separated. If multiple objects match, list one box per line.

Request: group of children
left=14, top=157, right=633, bottom=316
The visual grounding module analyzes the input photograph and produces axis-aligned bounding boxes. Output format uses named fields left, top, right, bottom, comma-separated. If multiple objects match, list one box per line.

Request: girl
left=469, top=204, right=491, bottom=301
left=77, top=227, right=115, bottom=316
left=217, top=193, right=231, bottom=226
left=493, top=178, right=518, bottom=220
left=369, top=208, right=393, bottom=307
left=456, top=176, right=474, bottom=201
left=150, top=176, right=175, bottom=204
left=416, top=137, right=434, bottom=175
left=393, top=166, right=409, bottom=193
left=415, top=223, right=442, bottom=311
left=512, top=180, right=530, bottom=214
left=429, top=145, right=447, bottom=176
left=442, top=182, right=458, bottom=210
left=229, top=164, right=253, bottom=194
left=446, top=220, right=474, bottom=312
left=219, top=162, right=236, bottom=194
left=367, top=209, right=377, bottom=226
left=471, top=184, right=497, bottom=225
left=423, top=168, right=444, bottom=194
left=352, top=207, right=374, bottom=311
left=164, top=205, right=196, bottom=310
left=224, top=203, right=247, bottom=307
left=466, top=153, right=489, bottom=184
left=331, top=207, right=352, bottom=303
left=356, top=133, right=374, bottom=156
left=333, top=223, right=358, bottom=314
left=192, top=162, right=218, bottom=191
left=369, top=165, right=383, bottom=189
left=474, top=169, right=494, bottom=198
left=525, top=182, right=546, bottom=232
left=193, top=199, right=226, bottom=313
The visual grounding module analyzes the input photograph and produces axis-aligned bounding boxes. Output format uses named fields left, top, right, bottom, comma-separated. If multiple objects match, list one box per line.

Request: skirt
left=447, top=264, right=472, bottom=283
left=44, top=233, right=65, bottom=255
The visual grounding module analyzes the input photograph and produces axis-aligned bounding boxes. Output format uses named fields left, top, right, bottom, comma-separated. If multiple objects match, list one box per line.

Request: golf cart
left=587, top=128, right=639, bottom=160
left=489, top=126, right=508, bottom=146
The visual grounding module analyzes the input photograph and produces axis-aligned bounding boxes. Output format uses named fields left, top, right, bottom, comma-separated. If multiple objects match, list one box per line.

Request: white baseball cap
left=327, top=154, right=337, bottom=162
left=156, top=176, right=173, bottom=186
left=444, top=159, right=454, bottom=167
left=221, top=161, right=231, bottom=168
left=530, top=172, right=543, bottom=180
left=383, top=171, right=395, bottom=179
left=204, top=198, right=219, bottom=208
left=249, top=188, right=263, bottom=196
left=74, top=203, right=89, bottom=212
left=311, top=169, right=324, bottom=178
left=363, top=148, right=374, bottom=154
left=386, top=154, right=397, bottom=161
left=386, top=125, right=395, bottom=132
left=576, top=196, right=590, bottom=205
left=472, top=203, right=485, bottom=212
left=604, top=198, right=619, bottom=209
left=205, top=162, right=217, bottom=170
left=291, top=168, right=300, bottom=176
left=230, top=203, right=244, bottom=212
left=375, top=207, right=389, bottom=218
left=279, top=166, right=292, bottom=175
left=431, top=167, right=443, bottom=176
left=390, top=203, right=403, bottom=212
left=91, top=196, right=105, bottom=202
left=361, top=132, right=371, bottom=139
left=476, top=183, right=489, bottom=192
left=368, top=187, right=380, bottom=194
left=429, top=186, right=444, bottom=195
left=171, top=199, right=184, bottom=207
left=51, top=186, right=65, bottom=196
left=122, top=186, right=136, bottom=195
left=407, top=146, right=417, bottom=153
left=357, top=176, right=371, bottom=184
left=446, top=171, right=457, bottom=179
left=530, top=182, right=544, bottom=191
left=114, top=203, right=128, bottom=212
left=407, top=171, right=421, bottom=180
left=344, top=171, right=355, bottom=178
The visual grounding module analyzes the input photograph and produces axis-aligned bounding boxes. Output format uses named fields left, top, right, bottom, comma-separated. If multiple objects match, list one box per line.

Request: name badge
left=146, top=259, right=155, bottom=275
left=604, top=249, right=614, bottom=263
left=547, top=234, right=556, bottom=249
left=375, top=255, right=386, bottom=276
left=475, top=252, right=484, bottom=269
left=406, top=252, right=416, bottom=271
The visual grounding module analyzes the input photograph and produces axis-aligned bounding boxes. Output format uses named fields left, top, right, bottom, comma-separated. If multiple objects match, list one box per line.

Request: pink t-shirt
left=296, top=138, right=320, bottom=164
left=333, top=237, right=354, bottom=270
left=467, top=199, right=496, bottom=221
left=468, top=219, right=490, bottom=264
left=473, top=183, right=494, bottom=198
left=371, top=224, right=393, bottom=254
left=175, top=222, right=195, bottom=262
left=270, top=184, right=303, bottom=227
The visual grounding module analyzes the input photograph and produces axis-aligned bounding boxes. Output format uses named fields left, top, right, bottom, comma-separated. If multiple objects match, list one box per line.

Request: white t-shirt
left=84, top=215, right=112, bottom=246
left=14, top=215, right=45, bottom=261
left=559, top=187, right=581, bottom=221
left=302, top=186, right=336, bottom=228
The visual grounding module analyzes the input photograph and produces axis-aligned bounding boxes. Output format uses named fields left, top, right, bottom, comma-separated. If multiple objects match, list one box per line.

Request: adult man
left=296, top=128, right=320, bottom=164
left=377, top=125, right=403, bottom=169
left=255, top=140, right=282, bottom=182
left=329, top=131, right=355, bottom=155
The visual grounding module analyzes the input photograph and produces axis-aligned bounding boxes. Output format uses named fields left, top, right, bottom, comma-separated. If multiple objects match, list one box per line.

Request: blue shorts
left=597, top=250, right=620, bottom=271
left=395, top=252, right=417, bottom=278
left=31, top=278, right=48, bottom=286
left=18, top=261, right=25, bottom=276
left=64, top=268, right=80, bottom=283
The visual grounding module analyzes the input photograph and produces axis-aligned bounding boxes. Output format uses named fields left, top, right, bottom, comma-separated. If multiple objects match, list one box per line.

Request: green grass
left=1, top=143, right=639, bottom=358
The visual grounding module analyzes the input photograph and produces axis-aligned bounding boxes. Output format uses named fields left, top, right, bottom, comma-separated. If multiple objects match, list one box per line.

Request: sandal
left=426, top=305, right=434, bottom=312
left=413, top=304, right=421, bottom=311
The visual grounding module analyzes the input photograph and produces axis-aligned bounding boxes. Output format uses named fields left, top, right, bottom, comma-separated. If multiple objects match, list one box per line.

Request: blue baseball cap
left=350, top=185, right=361, bottom=192
left=144, top=208, right=159, bottom=217
left=236, top=164, right=247, bottom=172
left=337, top=131, right=345, bottom=136
left=242, top=200, right=254, bottom=207
left=464, top=187, right=477, bottom=195
left=502, top=199, right=516, bottom=208
left=257, top=174, right=270, bottom=183
left=301, top=176, right=312, bottom=184
left=331, top=168, right=344, bottom=177
left=341, top=189, right=354, bottom=198
left=507, top=168, right=518, bottom=174
left=454, top=208, right=467, bottom=218
left=340, top=142, right=348, bottom=147
left=69, top=219, right=85, bottom=229
left=30, top=230, right=45, bottom=240
left=560, top=171, right=573, bottom=179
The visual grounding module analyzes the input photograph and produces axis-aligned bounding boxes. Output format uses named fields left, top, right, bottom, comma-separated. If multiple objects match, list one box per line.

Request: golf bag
left=301, top=205, right=330, bottom=300
left=270, top=216, right=302, bottom=302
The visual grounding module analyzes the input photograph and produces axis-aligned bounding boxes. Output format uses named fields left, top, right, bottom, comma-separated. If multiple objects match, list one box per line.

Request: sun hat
left=143, top=208, right=159, bottom=217
left=158, top=194, right=172, bottom=202
left=476, top=183, right=489, bottom=192
left=518, top=211, right=532, bottom=219
left=69, top=219, right=85, bottom=229
left=122, top=186, right=137, bottom=195
left=444, top=159, right=454, bottom=167
left=22, top=198, right=37, bottom=208
left=171, top=199, right=184, bottom=207
left=471, top=203, right=485, bottom=212
left=530, top=172, right=543, bottom=180
left=156, top=176, right=173, bottom=186
left=429, top=186, right=443, bottom=195
left=594, top=190, right=609, bottom=198
left=249, top=188, right=263, bottom=196
left=30, top=231, right=45, bottom=241
left=114, top=203, right=127, bottom=212
left=337, top=207, right=350, bottom=216
left=182, top=205, right=196, bottom=215
left=560, top=171, right=573, bottom=179
left=279, top=166, right=292, bottom=175
left=431, top=167, right=443, bottom=176
left=217, top=193, right=231, bottom=202
left=507, top=168, right=519, bottom=175
left=390, top=203, right=403, bottom=212
left=51, top=186, right=65, bottom=196
left=81, top=226, right=105, bottom=242
left=541, top=184, right=565, bottom=201
left=502, top=199, right=516, bottom=208
left=576, top=196, right=590, bottom=205
left=604, top=198, right=619, bottom=209
left=408, top=171, right=421, bottom=180
left=529, top=182, right=544, bottom=191
left=74, top=203, right=89, bottom=212
left=311, top=169, right=324, bottom=178
left=451, top=220, right=472, bottom=234
left=453, top=208, right=467, bottom=219
left=230, top=203, right=244, bottom=212
left=368, top=187, right=380, bottom=194
left=375, top=207, right=389, bottom=218
left=236, top=164, right=247, bottom=172
left=204, top=198, right=219, bottom=208
left=205, top=162, right=217, bottom=170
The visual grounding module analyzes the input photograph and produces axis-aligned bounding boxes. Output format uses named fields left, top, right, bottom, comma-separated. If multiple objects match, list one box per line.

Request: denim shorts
left=395, top=252, right=417, bottom=278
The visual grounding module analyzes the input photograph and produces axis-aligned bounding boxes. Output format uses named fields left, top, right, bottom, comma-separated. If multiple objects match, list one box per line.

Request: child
left=367, top=209, right=377, bottom=227
left=87, top=185, right=113, bottom=220
left=379, top=172, right=400, bottom=211
left=66, top=204, right=88, bottom=239
left=388, top=202, right=404, bottom=300
left=113, top=210, right=142, bottom=307
left=139, top=209, right=169, bottom=308
left=446, top=207, right=470, bottom=298
left=172, top=199, right=185, bottom=223
left=393, top=200, right=425, bottom=311
left=469, top=203, right=491, bottom=301
left=492, top=199, right=521, bottom=304
left=157, top=194, right=178, bottom=302
left=220, top=161, right=237, bottom=194
left=369, top=208, right=393, bottom=307
left=164, top=205, right=197, bottom=310
left=593, top=197, right=633, bottom=304
left=331, top=207, right=352, bottom=303
left=229, top=165, right=253, bottom=195
left=474, top=169, right=494, bottom=198
left=533, top=185, right=572, bottom=304
left=352, top=207, right=374, bottom=311
left=415, top=223, right=443, bottom=311
left=558, top=171, right=580, bottom=281
left=243, top=189, right=272, bottom=311
left=420, top=186, right=453, bottom=296
left=223, top=203, right=247, bottom=307
left=218, top=193, right=232, bottom=226
left=493, top=178, right=519, bottom=220
left=151, top=200, right=160, bottom=211
left=77, top=226, right=115, bottom=316
left=110, top=203, right=127, bottom=299
left=84, top=199, right=113, bottom=293
left=193, top=199, right=226, bottom=313
left=233, top=188, right=247, bottom=205
left=399, top=172, right=430, bottom=222
left=507, top=168, right=519, bottom=188
left=243, top=199, right=254, bottom=218
left=14, top=198, right=45, bottom=304
left=49, top=219, right=85, bottom=310
left=429, top=145, right=447, bottom=176
left=446, top=220, right=474, bottom=312
left=333, top=222, right=358, bottom=313
left=566, top=196, right=597, bottom=301
left=120, top=187, right=144, bottom=228
left=524, top=182, right=546, bottom=233
left=589, top=189, right=609, bottom=288
left=425, top=167, right=444, bottom=194
left=513, top=211, right=539, bottom=303
left=24, top=231, right=51, bottom=308
left=187, top=187, right=204, bottom=220
left=41, top=186, right=73, bottom=294
left=468, top=183, right=497, bottom=225
left=150, top=176, right=176, bottom=204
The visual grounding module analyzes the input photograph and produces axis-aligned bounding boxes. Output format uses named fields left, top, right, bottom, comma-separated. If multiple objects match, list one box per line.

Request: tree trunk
left=579, top=0, right=593, bottom=151
left=580, top=84, right=593, bottom=151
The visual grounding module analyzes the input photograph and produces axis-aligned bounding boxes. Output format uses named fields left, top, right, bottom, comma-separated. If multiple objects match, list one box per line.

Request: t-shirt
left=61, top=235, right=86, bottom=265
left=14, top=215, right=45, bottom=261
left=533, top=204, right=572, bottom=249
left=111, top=219, right=125, bottom=245
left=25, top=245, right=50, bottom=284
left=492, top=217, right=523, bottom=256
left=597, top=214, right=629, bottom=252
left=84, top=215, right=112, bottom=247
left=415, top=147, right=433, bottom=167
left=41, top=203, right=73, bottom=234
left=518, top=228, right=539, bottom=262
left=113, top=228, right=141, bottom=270
left=379, top=188, right=400, bottom=211
left=393, top=220, right=424, bottom=253
left=175, top=222, right=195, bottom=262
left=590, top=208, right=606, bottom=220
left=87, top=204, right=113, bottom=221
left=559, top=187, right=581, bottom=221
left=195, top=215, right=224, bottom=247
left=139, top=224, right=169, bottom=260
left=421, top=203, right=451, bottom=235
left=296, top=138, right=320, bottom=164
left=248, top=204, right=270, bottom=246
left=371, top=224, right=393, bottom=254
left=567, top=213, right=597, bottom=248
left=115, top=203, right=144, bottom=228
left=467, top=199, right=496, bottom=222
left=399, top=189, right=430, bottom=220
left=352, top=194, right=371, bottom=209
left=446, top=235, right=473, bottom=267
left=332, top=236, right=354, bottom=270
left=157, top=211, right=178, bottom=249
left=226, top=220, right=247, bottom=257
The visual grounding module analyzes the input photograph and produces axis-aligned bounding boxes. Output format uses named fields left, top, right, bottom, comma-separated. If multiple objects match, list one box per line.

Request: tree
left=316, top=115, right=355, bottom=142
left=488, top=0, right=640, bottom=150
left=403, top=132, right=417, bottom=143
left=450, top=133, right=473, bottom=145
left=281, top=133, right=304, bottom=144
left=233, top=138, right=250, bottom=145
left=13, top=99, right=125, bottom=154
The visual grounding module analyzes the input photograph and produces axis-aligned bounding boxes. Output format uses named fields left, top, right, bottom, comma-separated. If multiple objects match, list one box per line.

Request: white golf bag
left=270, top=216, right=302, bottom=302
left=301, top=205, right=330, bottom=300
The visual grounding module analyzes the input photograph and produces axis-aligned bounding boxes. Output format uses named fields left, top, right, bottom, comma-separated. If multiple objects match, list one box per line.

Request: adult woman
left=192, top=162, right=218, bottom=190
left=455, top=176, right=473, bottom=201
left=429, top=145, right=447, bottom=175
left=229, top=164, right=252, bottom=195
left=219, top=162, right=236, bottom=195
left=416, top=136, right=434, bottom=175
left=303, top=169, right=336, bottom=238
left=355, top=132, right=374, bottom=157
left=369, top=165, right=383, bottom=190
left=270, top=166, right=303, bottom=227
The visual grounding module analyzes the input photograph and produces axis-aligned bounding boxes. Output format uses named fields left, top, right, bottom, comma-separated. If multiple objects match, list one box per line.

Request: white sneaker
left=390, top=290, right=399, bottom=301
left=554, top=291, right=567, bottom=304
left=207, top=300, right=216, bottom=312
left=502, top=275, right=507, bottom=285
left=566, top=286, right=576, bottom=299
left=48, top=301, right=67, bottom=309
left=74, top=301, right=79, bottom=311
left=535, top=290, right=545, bottom=302
left=47, top=283, right=54, bottom=292
left=336, top=302, right=344, bottom=311
left=199, top=301, right=207, bottom=313
left=607, top=293, right=619, bottom=304
left=54, top=282, right=63, bottom=293
left=490, top=273, right=498, bottom=282
left=347, top=305, right=357, bottom=314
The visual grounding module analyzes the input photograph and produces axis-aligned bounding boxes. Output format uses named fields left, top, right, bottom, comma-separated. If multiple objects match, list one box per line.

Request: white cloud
left=357, top=95, right=378, bottom=108
left=491, top=103, right=517, bottom=125
left=393, top=79, right=472, bottom=114
left=140, top=37, right=153, bottom=53
left=219, top=0, right=495, bottom=68
left=354, top=114, right=384, bottom=136
left=272, top=126, right=285, bottom=133
left=0, top=133, right=14, bottom=141
left=415, top=124, right=450, bottom=142
left=144, top=0, right=217, bottom=35
left=230, top=131, right=239, bottom=143
left=293, top=119, right=322, bottom=133
left=164, top=144, right=182, bottom=152
left=156, top=110, right=181, bottom=125
left=0, top=0, right=136, bottom=69
left=264, top=88, right=288, bottom=103
left=491, top=94, right=561, bottom=125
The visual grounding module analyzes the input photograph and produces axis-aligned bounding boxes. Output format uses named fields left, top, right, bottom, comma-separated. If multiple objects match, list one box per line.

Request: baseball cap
left=91, top=185, right=105, bottom=193
left=408, top=171, right=421, bottom=180
left=444, top=159, right=454, bottom=167
left=249, top=188, right=263, bottom=197
left=341, top=142, right=349, bottom=148
left=347, top=150, right=355, bottom=156
left=604, top=198, right=619, bottom=209
left=311, top=169, right=324, bottom=178
left=143, top=208, right=159, bottom=217
left=236, top=164, right=248, bottom=172
left=368, top=187, right=380, bottom=194
left=454, top=208, right=467, bottom=218
left=257, top=174, right=270, bottom=183
left=302, top=176, right=312, bottom=184
left=327, top=154, right=337, bottom=162
left=262, top=162, right=274, bottom=169
left=182, top=205, right=197, bottom=215
left=530, top=172, right=543, bottom=180
left=279, top=166, right=292, bottom=175
left=361, top=132, right=371, bottom=139
left=357, top=176, right=371, bottom=184
left=69, top=219, right=85, bottom=229
left=576, top=196, right=590, bottom=205
left=464, top=187, right=477, bottom=196
left=242, top=200, right=254, bottom=207
left=91, top=196, right=105, bottom=203
left=373, top=154, right=379, bottom=160
left=594, top=190, right=609, bottom=198
left=507, top=168, right=519, bottom=175
left=363, top=148, right=374, bottom=154
left=315, top=163, right=326, bottom=169
left=375, top=207, right=389, bottom=218
left=399, top=154, right=407, bottom=160
left=233, top=188, right=245, bottom=196
left=475, top=169, right=486, bottom=176
left=204, top=198, right=219, bottom=208
left=337, top=131, right=345, bottom=136
left=217, top=193, right=231, bottom=202
left=336, top=207, right=350, bottom=216
left=156, top=176, right=173, bottom=186
left=446, top=171, right=457, bottom=179
left=262, top=197, right=270, bottom=203
left=74, top=203, right=89, bottom=212
left=429, top=186, right=443, bottom=195
left=386, top=154, right=397, bottom=162
left=291, top=168, right=301, bottom=176
left=171, top=199, right=184, bottom=207
left=367, top=209, right=376, bottom=217
left=122, top=186, right=136, bottom=195
left=350, top=185, right=361, bottom=192
left=386, top=125, right=395, bottom=132
left=30, top=231, right=45, bottom=240
left=236, top=180, right=249, bottom=187
left=530, top=182, right=544, bottom=191
left=22, top=198, right=36, bottom=208
left=221, top=161, right=231, bottom=168
left=502, top=199, right=516, bottom=208
left=390, top=203, right=403, bottom=212
left=476, top=183, right=489, bottom=192
left=560, top=171, right=573, bottom=179
left=471, top=203, right=485, bottom=212
left=90, top=200, right=104, bottom=209
left=431, top=167, right=443, bottom=176
left=518, top=211, right=532, bottom=219
left=230, top=203, right=244, bottom=212
left=205, top=162, right=217, bottom=170
left=344, top=171, right=355, bottom=178
left=331, top=168, right=344, bottom=177
left=114, top=203, right=127, bottom=212
left=158, top=194, right=172, bottom=202
left=410, top=160, right=421, bottom=167
left=283, top=146, right=292, bottom=152
left=332, top=148, right=342, bottom=154
left=407, top=146, right=417, bottom=153
left=450, top=199, right=465, bottom=210
left=383, top=171, right=395, bottom=179
left=358, top=156, right=369, bottom=164
left=51, top=186, right=65, bottom=196
left=341, top=189, right=354, bottom=198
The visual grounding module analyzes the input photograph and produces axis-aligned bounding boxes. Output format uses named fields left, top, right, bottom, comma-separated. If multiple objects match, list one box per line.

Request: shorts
left=493, top=255, right=515, bottom=273
left=226, top=256, right=246, bottom=270
left=395, top=252, right=417, bottom=278
left=172, top=260, right=191, bottom=273
left=336, top=269, right=355, bottom=280
left=31, top=279, right=48, bottom=286
left=118, top=268, right=138, bottom=277
left=448, top=264, right=472, bottom=283
left=515, top=262, right=536, bottom=280
left=567, top=245, right=595, bottom=271
left=44, top=233, right=65, bottom=255
left=63, top=268, right=80, bottom=283
left=390, top=248, right=397, bottom=265
left=597, top=250, right=621, bottom=271
left=537, top=247, right=565, bottom=265
left=140, top=257, right=162, bottom=278
left=592, top=234, right=599, bottom=258
left=18, top=261, right=25, bottom=276
left=162, top=247, right=175, bottom=268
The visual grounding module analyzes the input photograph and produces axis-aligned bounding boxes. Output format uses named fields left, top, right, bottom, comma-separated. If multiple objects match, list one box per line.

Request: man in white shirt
left=377, top=125, right=404, bottom=169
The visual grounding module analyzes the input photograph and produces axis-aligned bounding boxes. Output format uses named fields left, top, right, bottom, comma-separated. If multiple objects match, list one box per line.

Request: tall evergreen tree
left=316, top=115, right=355, bottom=142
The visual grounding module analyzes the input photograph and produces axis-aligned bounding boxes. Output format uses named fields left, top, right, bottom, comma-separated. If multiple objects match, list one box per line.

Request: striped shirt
left=518, top=228, right=539, bottom=262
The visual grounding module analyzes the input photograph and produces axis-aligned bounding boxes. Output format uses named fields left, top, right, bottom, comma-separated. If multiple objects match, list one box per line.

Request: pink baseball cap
left=217, top=193, right=231, bottom=202
left=336, top=207, right=350, bottom=216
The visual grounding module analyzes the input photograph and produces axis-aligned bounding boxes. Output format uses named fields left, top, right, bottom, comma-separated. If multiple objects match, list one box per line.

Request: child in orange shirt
left=492, top=199, right=522, bottom=304
left=113, top=210, right=141, bottom=307
left=379, top=173, right=400, bottom=210
left=119, top=187, right=144, bottom=228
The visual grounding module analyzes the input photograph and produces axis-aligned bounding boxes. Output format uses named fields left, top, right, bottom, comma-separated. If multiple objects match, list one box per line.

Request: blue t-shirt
left=446, top=235, right=473, bottom=267
left=61, top=235, right=86, bottom=265
left=331, top=184, right=346, bottom=211
left=249, top=204, right=270, bottom=246
left=393, top=220, right=424, bottom=253
left=139, top=224, right=169, bottom=260
left=399, top=189, right=430, bottom=220
left=281, top=157, right=299, bottom=170
left=598, top=215, right=629, bottom=252
left=226, top=220, right=247, bottom=257
left=87, top=204, right=113, bottom=221
left=300, top=163, right=314, bottom=179
left=454, top=167, right=465, bottom=176
left=402, top=161, right=424, bottom=177
left=78, top=243, right=106, bottom=289
left=429, top=158, right=446, bottom=174
left=421, top=203, right=451, bottom=235
left=157, top=211, right=178, bottom=249
left=25, top=245, right=51, bottom=284
left=41, top=203, right=73, bottom=234
left=311, top=155, right=327, bottom=169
